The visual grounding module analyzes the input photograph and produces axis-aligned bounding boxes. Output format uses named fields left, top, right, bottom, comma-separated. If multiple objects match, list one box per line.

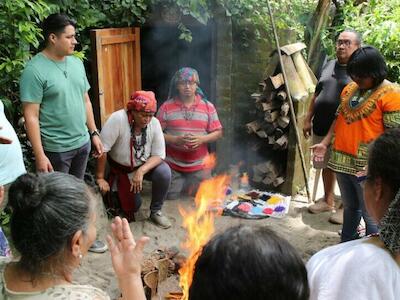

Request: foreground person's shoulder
left=51, top=284, right=110, bottom=300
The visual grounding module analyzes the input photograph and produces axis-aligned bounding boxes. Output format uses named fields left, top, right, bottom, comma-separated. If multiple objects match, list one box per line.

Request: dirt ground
left=75, top=170, right=342, bottom=299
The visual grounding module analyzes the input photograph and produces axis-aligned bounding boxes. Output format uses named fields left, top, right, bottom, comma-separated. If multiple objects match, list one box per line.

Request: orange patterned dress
left=328, top=81, right=400, bottom=175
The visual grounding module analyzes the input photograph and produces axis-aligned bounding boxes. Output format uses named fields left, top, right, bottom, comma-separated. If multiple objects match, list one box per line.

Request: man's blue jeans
left=336, top=172, right=378, bottom=242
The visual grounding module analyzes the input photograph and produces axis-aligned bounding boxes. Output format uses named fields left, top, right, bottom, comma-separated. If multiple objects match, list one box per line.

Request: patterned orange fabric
left=328, top=82, right=400, bottom=175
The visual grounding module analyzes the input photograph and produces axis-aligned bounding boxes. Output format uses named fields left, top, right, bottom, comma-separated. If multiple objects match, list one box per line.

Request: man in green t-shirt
left=20, top=13, right=106, bottom=253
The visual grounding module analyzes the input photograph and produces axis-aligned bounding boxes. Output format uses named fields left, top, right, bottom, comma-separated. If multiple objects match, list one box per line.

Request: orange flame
left=202, top=153, right=217, bottom=170
left=178, top=174, right=230, bottom=300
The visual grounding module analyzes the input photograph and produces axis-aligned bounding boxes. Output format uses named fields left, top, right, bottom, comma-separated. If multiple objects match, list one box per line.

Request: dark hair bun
left=9, top=173, right=45, bottom=211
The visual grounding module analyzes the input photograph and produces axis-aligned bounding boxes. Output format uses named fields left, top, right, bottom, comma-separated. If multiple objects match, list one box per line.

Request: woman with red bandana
left=95, top=91, right=172, bottom=228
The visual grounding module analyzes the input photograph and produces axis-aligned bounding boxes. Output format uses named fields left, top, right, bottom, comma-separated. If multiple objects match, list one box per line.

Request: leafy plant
left=200, top=0, right=317, bottom=47
left=322, top=0, right=400, bottom=82
left=0, top=0, right=319, bottom=176
left=0, top=0, right=51, bottom=106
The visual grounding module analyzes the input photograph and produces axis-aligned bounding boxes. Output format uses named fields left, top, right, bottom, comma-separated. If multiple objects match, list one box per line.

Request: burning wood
left=165, top=292, right=184, bottom=300
left=178, top=175, right=230, bottom=300
left=141, top=247, right=180, bottom=299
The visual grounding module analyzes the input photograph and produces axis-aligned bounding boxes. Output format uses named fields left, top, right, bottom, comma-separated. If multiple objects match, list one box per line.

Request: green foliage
left=0, top=0, right=154, bottom=106
left=0, top=0, right=316, bottom=106
left=222, top=0, right=316, bottom=41
left=323, top=0, right=400, bottom=82
left=0, top=0, right=51, bottom=105
left=178, top=23, right=193, bottom=42
left=0, top=210, right=10, bottom=226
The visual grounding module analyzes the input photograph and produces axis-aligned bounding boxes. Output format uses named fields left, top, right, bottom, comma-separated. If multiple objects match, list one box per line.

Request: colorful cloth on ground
left=328, top=81, right=400, bottom=175
left=307, top=237, right=400, bottom=300
left=0, top=101, right=26, bottom=186
left=223, top=191, right=290, bottom=219
left=19, top=53, right=90, bottom=152
left=157, top=94, right=222, bottom=172
left=0, top=261, right=110, bottom=300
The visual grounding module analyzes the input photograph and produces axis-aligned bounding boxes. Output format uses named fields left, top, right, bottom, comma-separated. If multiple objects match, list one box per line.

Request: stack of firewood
left=246, top=69, right=292, bottom=189
left=246, top=73, right=290, bottom=151
left=246, top=42, right=317, bottom=189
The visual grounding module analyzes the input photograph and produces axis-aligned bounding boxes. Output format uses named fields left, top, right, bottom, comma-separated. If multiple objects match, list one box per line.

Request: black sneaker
left=89, top=240, right=108, bottom=253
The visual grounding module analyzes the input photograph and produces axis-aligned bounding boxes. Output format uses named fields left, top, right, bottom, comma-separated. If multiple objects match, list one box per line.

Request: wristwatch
left=90, top=129, right=100, bottom=138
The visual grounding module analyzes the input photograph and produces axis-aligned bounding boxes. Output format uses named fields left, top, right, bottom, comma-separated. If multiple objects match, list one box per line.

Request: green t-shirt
left=20, top=53, right=90, bottom=152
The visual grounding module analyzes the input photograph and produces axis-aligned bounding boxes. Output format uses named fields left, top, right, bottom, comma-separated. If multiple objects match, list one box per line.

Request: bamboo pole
left=265, top=0, right=311, bottom=201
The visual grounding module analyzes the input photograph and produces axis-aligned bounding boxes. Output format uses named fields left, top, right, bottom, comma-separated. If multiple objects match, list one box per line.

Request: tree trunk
left=306, top=0, right=333, bottom=75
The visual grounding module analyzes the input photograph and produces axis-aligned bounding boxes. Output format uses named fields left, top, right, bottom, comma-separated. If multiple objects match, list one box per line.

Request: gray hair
left=339, top=29, right=362, bottom=46
left=8, top=172, right=94, bottom=280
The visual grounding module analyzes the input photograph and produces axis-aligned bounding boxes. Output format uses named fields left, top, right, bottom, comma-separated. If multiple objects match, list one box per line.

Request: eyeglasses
left=336, top=39, right=353, bottom=47
left=177, top=80, right=197, bottom=87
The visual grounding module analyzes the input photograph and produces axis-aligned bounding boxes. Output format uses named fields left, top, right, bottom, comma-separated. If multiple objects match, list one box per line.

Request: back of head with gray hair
left=8, top=172, right=93, bottom=280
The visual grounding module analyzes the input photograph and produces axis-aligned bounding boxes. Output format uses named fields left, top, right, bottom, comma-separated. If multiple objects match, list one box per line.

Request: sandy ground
left=75, top=169, right=342, bottom=299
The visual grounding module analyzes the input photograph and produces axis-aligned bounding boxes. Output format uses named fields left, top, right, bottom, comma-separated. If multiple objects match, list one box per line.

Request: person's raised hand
left=107, top=217, right=149, bottom=279
left=310, top=143, right=327, bottom=162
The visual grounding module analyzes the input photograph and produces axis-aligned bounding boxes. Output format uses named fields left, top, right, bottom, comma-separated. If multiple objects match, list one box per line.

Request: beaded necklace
left=181, top=105, right=196, bottom=120
left=180, top=96, right=198, bottom=121
left=129, top=122, right=147, bottom=168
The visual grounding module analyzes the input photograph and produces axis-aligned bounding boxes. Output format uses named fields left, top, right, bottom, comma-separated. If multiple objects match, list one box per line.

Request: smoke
left=141, top=20, right=214, bottom=107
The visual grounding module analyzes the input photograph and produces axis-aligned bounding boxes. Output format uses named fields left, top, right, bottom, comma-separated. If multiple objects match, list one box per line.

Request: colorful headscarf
left=167, top=67, right=207, bottom=100
left=127, top=91, right=157, bottom=114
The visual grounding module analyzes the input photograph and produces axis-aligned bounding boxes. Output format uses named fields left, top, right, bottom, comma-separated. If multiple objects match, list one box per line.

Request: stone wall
left=214, top=16, right=312, bottom=195
left=213, top=9, right=233, bottom=173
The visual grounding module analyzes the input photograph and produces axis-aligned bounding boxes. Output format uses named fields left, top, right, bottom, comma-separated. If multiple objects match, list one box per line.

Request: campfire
left=167, top=155, right=230, bottom=300
left=155, top=154, right=290, bottom=300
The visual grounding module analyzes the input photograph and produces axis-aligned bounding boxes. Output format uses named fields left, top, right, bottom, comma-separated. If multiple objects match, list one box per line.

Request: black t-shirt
left=312, top=60, right=351, bottom=136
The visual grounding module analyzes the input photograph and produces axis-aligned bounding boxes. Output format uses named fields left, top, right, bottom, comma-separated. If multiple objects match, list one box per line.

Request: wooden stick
left=266, top=0, right=311, bottom=201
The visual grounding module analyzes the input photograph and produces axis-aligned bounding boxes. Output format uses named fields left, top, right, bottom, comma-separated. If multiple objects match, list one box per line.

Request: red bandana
left=127, top=91, right=157, bottom=113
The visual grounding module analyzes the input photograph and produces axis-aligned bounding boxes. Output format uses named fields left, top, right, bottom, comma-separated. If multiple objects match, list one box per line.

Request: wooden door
left=90, top=27, right=141, bottom=126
